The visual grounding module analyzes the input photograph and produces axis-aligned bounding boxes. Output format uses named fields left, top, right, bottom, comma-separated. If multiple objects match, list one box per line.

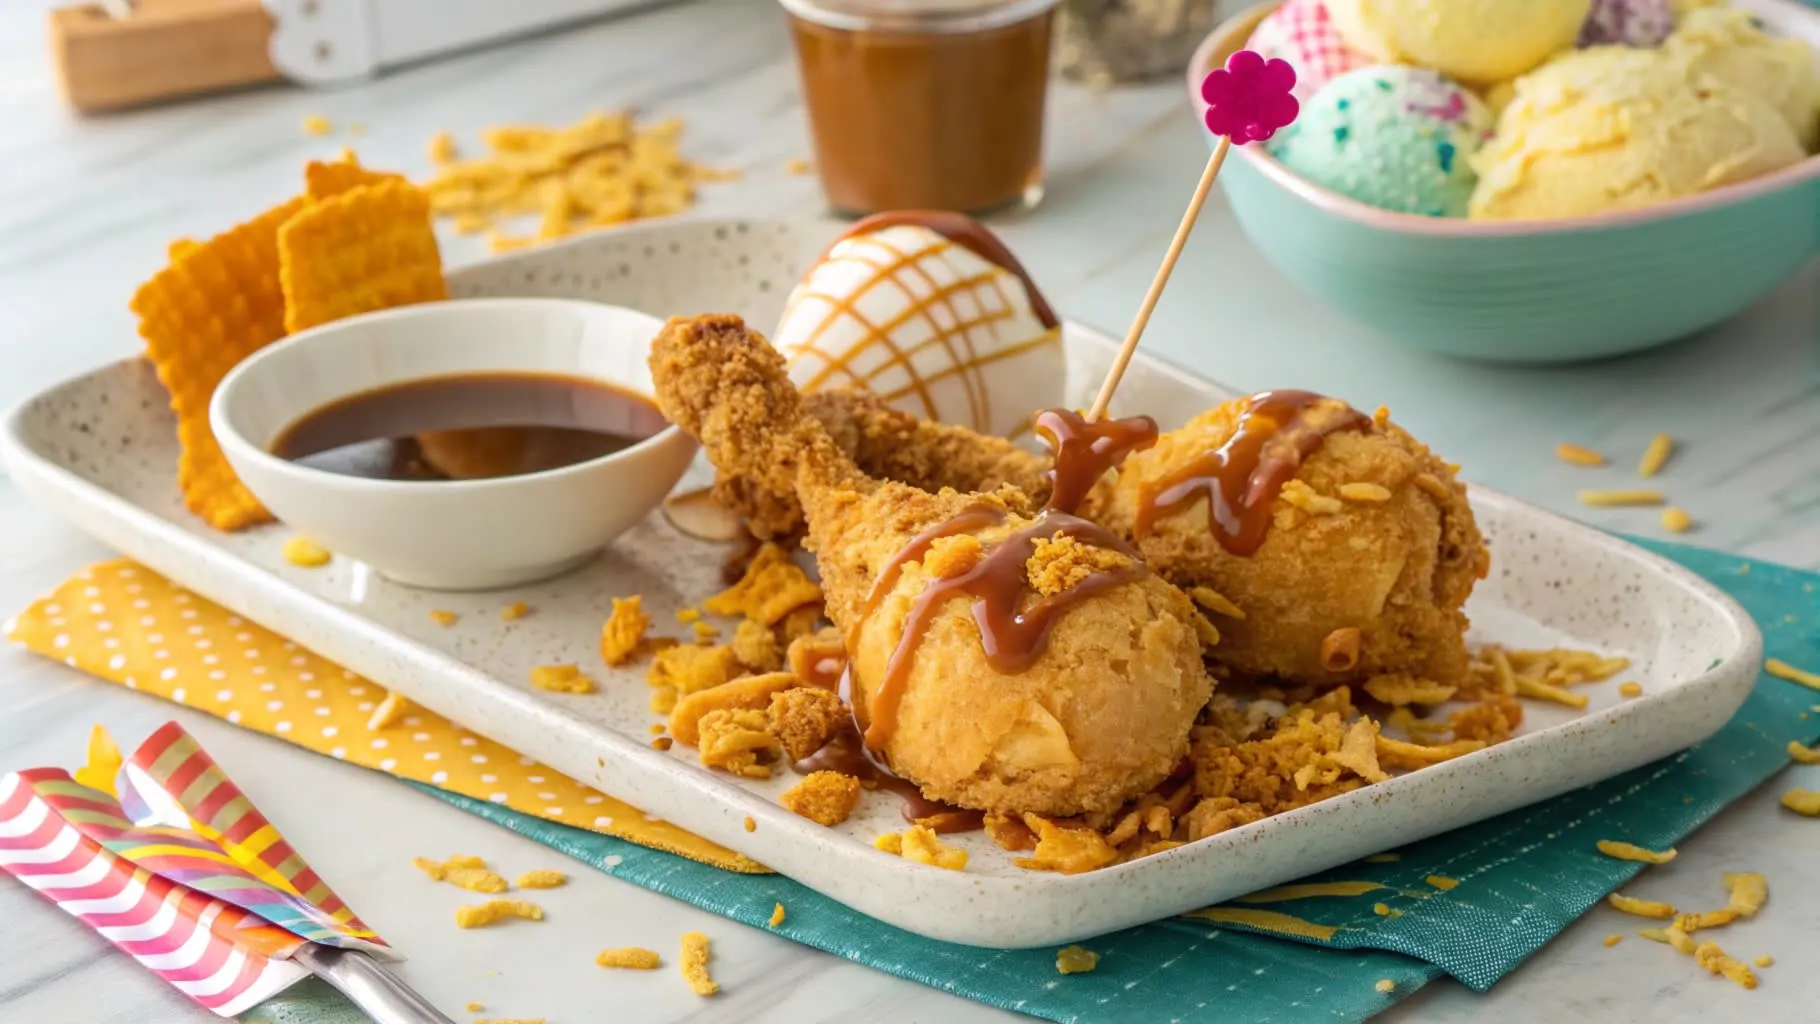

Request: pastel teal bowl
left=1191, top=1, right=1820, bottom=364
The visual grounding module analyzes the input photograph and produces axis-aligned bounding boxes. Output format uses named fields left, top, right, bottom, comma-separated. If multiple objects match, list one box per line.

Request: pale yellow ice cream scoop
left=1664, top=5, right=1820, bottom=149
left=1469, top=46, right=1804, bottom=221
left=1324, top=0, right=1591, bottom=85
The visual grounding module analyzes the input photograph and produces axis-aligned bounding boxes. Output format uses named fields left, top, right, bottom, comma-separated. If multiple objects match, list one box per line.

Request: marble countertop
left=4, top=1, right=1819, bottom=1021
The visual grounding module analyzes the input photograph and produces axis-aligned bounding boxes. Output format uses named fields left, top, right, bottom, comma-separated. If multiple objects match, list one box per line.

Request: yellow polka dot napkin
left=5, top=559, right=765, bottom=874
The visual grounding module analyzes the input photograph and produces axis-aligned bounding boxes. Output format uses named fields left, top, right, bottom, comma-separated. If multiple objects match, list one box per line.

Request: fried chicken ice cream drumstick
left=1097, top=391, right=1490, bottom=687
left=650, top=314, right=1212, bottom=818
left=712, top=388, right=1053, bottom=541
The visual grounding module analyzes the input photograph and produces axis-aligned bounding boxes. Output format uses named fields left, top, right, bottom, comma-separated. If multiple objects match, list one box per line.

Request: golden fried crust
left=1101, top=400, right=1489, bottom=687
left=715, top=388, right=1050, bottom=541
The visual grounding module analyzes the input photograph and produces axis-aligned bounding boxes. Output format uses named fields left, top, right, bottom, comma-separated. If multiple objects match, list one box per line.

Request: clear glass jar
left=779, top=0, right=1062, bottom=216
left=1055, top=0, right=1224, bottom=85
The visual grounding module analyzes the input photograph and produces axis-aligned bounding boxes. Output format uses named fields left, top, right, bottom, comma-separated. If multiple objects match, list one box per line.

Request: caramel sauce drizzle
left=1035, top=408, right=1159, bottom=516
left=795, top=717, right=983, bottom=832
left=828, top=211, right=1060, bottom=330
left=1133, top=390, right=1370, bottom=556
left=861, top=508, right=1145, bottom=752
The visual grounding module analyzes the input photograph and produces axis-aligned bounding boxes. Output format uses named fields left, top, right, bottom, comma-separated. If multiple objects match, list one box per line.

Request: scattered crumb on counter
left=677, top=607, right=703, bottom=624
left=1788, top=741, right=1820, bottom=765
left=1638, top=434, right=1674, bottom=478
left=1619, top=682, right=1644, bottom=698
left=302, top=114, right=333, bottom=136
left=785, top=158, right=813, bottom=175
left=1662, top=508, right=1693, bottom=533
left=743, top=816, right=756, bottom=833
left=514, top=870, right=566, bottom=889
left=1597, top=840, right=1676, bottom=864
left=1675, top=909, right=1739, bottom=932
left=651, top=723, right=666, bottom=735
left=530, top=663, right=596, bottom=694
left=651, top=737, right=673, bottom=751
left=1779, top=789, right=1820, bottom=815
left=1577, top=490, right=1664, bottom=508
left=680, top=932, right=718, bottom=996
left=429, top=130, right=457, bottom=163
left=281, top=536, right=332, bottom=567
left=876, top=825, right=968, bottom=871
left=1603, top=934, right=1623, bottom=947
left=768, top=902, right=786, bottom=927
left=500, top=602, right=530, bottom=621
left=1694, top=941, right=1758, bottom=989
left=367, top=691, right=412, bottom=732
left=1425, top=875, right=1459, bottom=892
left=601, top=597, right=651, bottom=666
left=414, top=855, right=507, bottom=893
left=465, top=1003, right=483, bottom=1013
left=1724, top=873, right=1768, bottom=918
left=455, top=899, right=543, bottom=928
left=1055, top=946, right=1099, bottom=974
left=1364, top=852, right=1399, bottom=863
left=1555, top=443, right=1606, bottom=467
left=596, top=947, right=662, bottom=970
left=692, top=620, right=721, bottom=642
left=781, top=771, right=861, bottom=827
left=1608, top=893, right=1676, bottom=919
left=430, top=610, right=459, bottom=627
left=1755, top=955, right=1775, bottom=968
left=1374, top=979, right=1395, bottom=993
left=1372, top=903, right=1400, bottom=918
left=1766, top=658, right=1820, bottom=691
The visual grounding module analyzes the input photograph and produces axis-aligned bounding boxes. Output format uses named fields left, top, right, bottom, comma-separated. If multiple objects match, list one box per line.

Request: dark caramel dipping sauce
left=1134, top=390, right=1370, bottom=556
left=1035, top=408, right=1159, bottom=515
left=270, top=372, right=666, bottom=482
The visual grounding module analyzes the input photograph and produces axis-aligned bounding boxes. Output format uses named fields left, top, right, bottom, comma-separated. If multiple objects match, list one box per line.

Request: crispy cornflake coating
left=730, top=618, right=782, bottom=672
left=1607, top=893, right=1677, bottom=919
left=514, top=870, right=566, bottom=889
left=767, top=686, right=848, bottom=762
left=278, top=179, right=446, bottom=334
left=1597, top=840, right=1677, bottom=864
left=697, top=709, right=781, bottom=779
left=1013, top=815, right=1116, bottom=874
left=779, top=771, right=862, bottom=826
left=704, top=543, right=823, bottom=626
left=131, top=197, right=306, bottom=530
left=454, top=899, right=543, bottom=928
left=367, top=691, right=412, bottom=732
left=596, top=947, right=662, bottom=970
left=670, top=673, right=801, bottom=747
left=875, top=825, right=968, bottom=871
left=529, top=664, right=595, bottom=694
left=680, top=932, right=718, bottom=996
left=1055, top=946, right=1100, bottom=974
left=601, top=596, right=651, bottom=666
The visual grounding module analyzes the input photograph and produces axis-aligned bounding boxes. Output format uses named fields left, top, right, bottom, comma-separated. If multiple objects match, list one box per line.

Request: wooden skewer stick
left=1086, top=136, right=1232, bottom=422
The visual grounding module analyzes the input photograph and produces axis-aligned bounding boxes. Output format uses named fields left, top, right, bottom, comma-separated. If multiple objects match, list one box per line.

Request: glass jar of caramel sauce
left=779, top=0, right=1061, bottom=216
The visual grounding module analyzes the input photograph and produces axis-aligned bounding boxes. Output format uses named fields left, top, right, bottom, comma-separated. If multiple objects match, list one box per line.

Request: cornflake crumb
left=875, top=825, right=968, bottom=871
left=1607, top=893, right=1676, bottom=919
left=705, top=543, right=822, bottom=626
left=680, top=932, right=718, bottom=996
left=1597, top=840, right=1676, bottom=864
left=769, top=902, right=786, bottom=927
left=282, top=536, right=332, bottom=567
left=1790, top=741, right=1820, bottom=765
left=1578, top=490, right=1664, bottom=508
left=429, top=130, right=458, bottom=163
left=500, top=602, right=530, bottom=621
left=670, top=672, right=800, bottom=746
left=1055, top=946, right=1099, bottom=974
left=1372, top=903, right=1400, bottom=918
left=1723, top=873, right=1768, bottom=918
left=743, top=816, right=757, bottom=833
left=1280, top=479, right=1342, bottom=514
left=1619, top=682, right=1643, bottom=698
left=1662, top=508, right=1693, bottom=533
left=648, top=644, right=742, bottom=698
left=652, top=736, right=674, bottom=751
left=1764, top=658, right=1820, bottom=690
left=1755, top=955, right=1775, bottom=968
left=768, top=686, right=848, bottom=761
left=1374, top=979, right=1395, bottom=994
left=1189, top=586, right=1246, bottom=620
left=1364, top=852, right=1400, bottom=863
left=596, top=947, right=662, bottom=970
left=1638, top=433, right=1674, bottom=478
left=473, top=1019, right=543, bottom=1024
left=1555, top=443, right=1606, bottom=467
left=1603, top=934, right=1623, bottom=948
left=785, top=158, right=813, bottom=175
left=781, top=771, right=862, bottom=826
left=454, top=899, right=543, bottom=928
left=430, top=609, right=459, bottom=627
left=465, top=1003, right=483, bottom=1013
left=1363, top=675, right=1456, bottom=706
left=677, top=607, right=702, bottom=624
left=530, top=663, right=596, bottom=694
left=730, top=618, right=782, bottom=672
left=601, top=597, right=651, bottom=666
left=1426, top=875, right=1459, bottom=892
left=1014, top=815, right=1116, bottom=874
left=697, top=708, right=781, bottom=778
left=302, top=114, right=333, bottom=136
left=1694, top=941, right=1758, bottom=989
left=1339, top=482, right=1393, bottom=503
left=692, top=620, right=721, bottom=642
left=368, top=691, right=412, bottom=732
left=413, top=854, right=508, bottom=894
left=514, top=870, right=566, bottom=889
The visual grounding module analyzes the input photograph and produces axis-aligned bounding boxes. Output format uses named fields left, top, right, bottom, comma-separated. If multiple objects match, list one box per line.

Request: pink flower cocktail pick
left=1087, top=49, right=1302, bottom=420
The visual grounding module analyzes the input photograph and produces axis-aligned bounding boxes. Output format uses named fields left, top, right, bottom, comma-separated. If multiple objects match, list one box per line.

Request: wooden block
left=49, top=0, right=283, bottom=114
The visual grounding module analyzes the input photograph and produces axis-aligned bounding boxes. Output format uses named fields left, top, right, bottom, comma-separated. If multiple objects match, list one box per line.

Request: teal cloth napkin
left=238, top=538, right=1820, bottom=1024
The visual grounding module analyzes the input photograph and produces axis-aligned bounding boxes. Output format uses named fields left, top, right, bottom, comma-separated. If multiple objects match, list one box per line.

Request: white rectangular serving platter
left=1, top=218, right=1763, bottom=948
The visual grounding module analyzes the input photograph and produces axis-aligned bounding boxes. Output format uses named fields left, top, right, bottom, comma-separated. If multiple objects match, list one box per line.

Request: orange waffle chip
left=131, top=197, right=307, bottom=530
left=278, top=179, right=447, bottom=335
left=304, top=150, right=405, bottom=202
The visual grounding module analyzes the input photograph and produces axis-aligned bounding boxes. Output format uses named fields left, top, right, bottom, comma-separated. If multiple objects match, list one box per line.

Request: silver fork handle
left=293, top=944, right=458, bottom=1024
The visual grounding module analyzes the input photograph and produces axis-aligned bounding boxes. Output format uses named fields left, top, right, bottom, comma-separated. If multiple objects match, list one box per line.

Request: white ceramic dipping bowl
left=211, top=298, right=696, bottom=590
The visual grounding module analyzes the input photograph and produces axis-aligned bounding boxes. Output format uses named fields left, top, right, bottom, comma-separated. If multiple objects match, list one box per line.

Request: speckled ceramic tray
left=1, top=218, right=1763, bottom=948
